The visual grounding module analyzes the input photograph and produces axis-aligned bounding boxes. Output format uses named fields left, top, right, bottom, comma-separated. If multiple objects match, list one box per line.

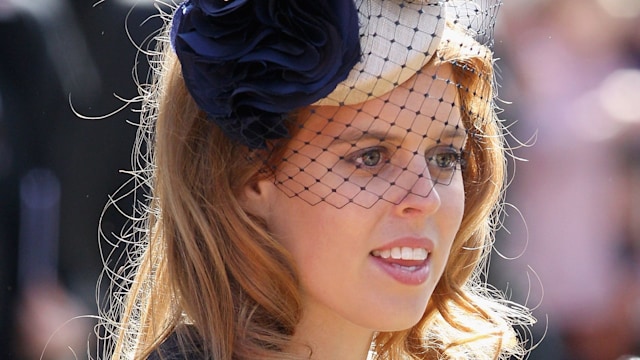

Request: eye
left=427, top=146, right=464, bottom=170
left=348, top=147, right=389, bottom=169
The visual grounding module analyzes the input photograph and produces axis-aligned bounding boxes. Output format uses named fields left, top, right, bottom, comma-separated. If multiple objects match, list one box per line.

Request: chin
left=372, top=295, right=432, bottom=332
left=362, top=305, right=428, bottom=333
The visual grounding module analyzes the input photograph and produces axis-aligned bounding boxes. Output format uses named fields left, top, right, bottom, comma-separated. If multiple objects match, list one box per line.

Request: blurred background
left=0, top=0, right=158, bottom=359
left=0, top=0, right=638, bottom=359
left=490, top=0, right=640, bottom=359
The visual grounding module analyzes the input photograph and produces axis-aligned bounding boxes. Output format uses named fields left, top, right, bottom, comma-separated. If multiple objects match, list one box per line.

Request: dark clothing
left=147, top=327, right=206, bottom=360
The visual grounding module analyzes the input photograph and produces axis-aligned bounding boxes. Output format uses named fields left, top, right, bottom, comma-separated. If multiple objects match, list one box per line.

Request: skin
left=241, top=63, right=466, bottom=359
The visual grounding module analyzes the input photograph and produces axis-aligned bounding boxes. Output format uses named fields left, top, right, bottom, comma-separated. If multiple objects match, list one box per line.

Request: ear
left=239, top=177, right=274, bottom=220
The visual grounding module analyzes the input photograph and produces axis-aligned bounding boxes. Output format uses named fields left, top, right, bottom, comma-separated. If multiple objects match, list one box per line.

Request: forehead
left=296, top=63, right=463, bottom=142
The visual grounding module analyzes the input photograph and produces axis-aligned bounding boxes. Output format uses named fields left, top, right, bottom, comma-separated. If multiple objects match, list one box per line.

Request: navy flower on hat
left=170, top=0, right=361, bottom=148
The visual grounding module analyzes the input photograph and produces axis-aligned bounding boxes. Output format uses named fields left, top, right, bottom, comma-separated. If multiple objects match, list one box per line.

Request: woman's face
left=244, top=63, right=466, bottom=333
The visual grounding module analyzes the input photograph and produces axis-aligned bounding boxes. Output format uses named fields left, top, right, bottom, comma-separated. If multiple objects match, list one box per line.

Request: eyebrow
left=438, top=125, right=468, bottom=141
left=331, top=123, right=468, bottom=145
left=331, top=126, right=402, bottom=145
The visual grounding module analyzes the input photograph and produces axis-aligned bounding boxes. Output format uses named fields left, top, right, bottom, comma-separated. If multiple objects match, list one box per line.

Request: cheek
left=266, top=199, right=337, bottom=258
left=265, top=197, right=370, bottom=272
left=437, top=176, right=468, bottom=269
left=439, top=175, right=466, bottom=251
left=447, top=173, right=466, bottom=223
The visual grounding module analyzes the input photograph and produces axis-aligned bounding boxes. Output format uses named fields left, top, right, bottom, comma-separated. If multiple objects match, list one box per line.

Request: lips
left=369, top=238, right=434, bottom=285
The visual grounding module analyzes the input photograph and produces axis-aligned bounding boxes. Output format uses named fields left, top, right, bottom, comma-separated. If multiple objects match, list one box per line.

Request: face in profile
left=243, top=63, right=466, bottom=335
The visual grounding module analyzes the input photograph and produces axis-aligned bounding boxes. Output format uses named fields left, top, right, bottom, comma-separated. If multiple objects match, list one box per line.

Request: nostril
left=402, top=207, right=421, bottom=216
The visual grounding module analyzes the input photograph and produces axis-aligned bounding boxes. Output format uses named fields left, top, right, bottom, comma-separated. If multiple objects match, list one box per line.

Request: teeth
left=372, top=247, right=428, bottom=261
left=379, top=249, right=391, bottom=258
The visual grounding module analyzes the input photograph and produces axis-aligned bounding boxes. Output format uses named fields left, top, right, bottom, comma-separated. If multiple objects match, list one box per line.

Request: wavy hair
left=99, top=11, right=534, bottom=360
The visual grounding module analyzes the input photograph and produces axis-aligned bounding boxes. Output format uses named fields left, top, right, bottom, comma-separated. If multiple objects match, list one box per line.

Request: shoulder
left=147, top=326, right=207, bottom=360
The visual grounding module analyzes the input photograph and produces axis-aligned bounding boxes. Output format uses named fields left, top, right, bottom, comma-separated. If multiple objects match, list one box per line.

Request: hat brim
left=315, top=0, right=446, bottom=106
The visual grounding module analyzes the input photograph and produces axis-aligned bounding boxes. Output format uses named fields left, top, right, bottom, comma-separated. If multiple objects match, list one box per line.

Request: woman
left=98, top=0, right=534, bottom=359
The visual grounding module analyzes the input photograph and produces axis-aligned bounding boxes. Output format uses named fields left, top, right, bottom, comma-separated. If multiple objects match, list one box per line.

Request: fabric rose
left=170, top=0, right=361, bottom=149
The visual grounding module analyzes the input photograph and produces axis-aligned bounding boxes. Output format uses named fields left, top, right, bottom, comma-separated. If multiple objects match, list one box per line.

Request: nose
left=393, top=165, right=442, bottom=218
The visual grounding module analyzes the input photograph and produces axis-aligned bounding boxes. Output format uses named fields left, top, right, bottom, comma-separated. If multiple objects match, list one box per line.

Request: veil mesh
left=272, top=64, right=472, bottom=209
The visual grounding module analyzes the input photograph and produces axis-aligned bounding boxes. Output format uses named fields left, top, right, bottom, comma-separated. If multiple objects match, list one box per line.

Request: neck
left=289, top=304, right=375, bottom=360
